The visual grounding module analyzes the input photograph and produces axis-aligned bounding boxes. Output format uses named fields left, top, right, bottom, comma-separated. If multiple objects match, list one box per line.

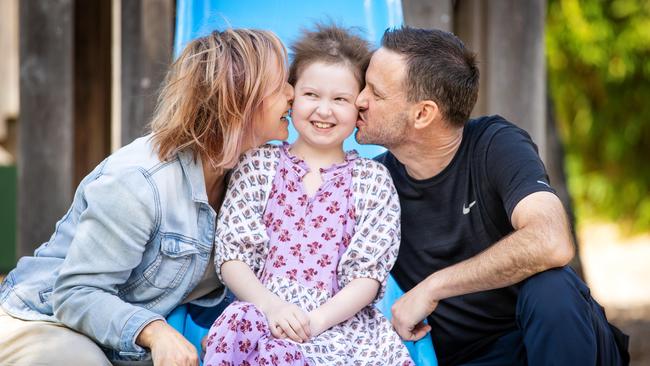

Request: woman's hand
left=136, top=320, right=198, bottom=366
left=261, top=299, right=311, bottom=343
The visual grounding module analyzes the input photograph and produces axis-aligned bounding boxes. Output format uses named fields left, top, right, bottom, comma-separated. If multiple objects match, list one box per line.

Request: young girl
left=204, top=25, right=414, bottom=366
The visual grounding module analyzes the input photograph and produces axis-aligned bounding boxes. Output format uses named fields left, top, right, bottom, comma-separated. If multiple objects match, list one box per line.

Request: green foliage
left=547, top=0, right=650, bottom=233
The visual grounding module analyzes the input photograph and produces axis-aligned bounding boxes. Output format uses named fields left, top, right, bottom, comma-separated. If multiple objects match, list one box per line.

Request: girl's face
left=291, top=62, right=360, bottom=151
left=252, top=59, right=294, bottom=145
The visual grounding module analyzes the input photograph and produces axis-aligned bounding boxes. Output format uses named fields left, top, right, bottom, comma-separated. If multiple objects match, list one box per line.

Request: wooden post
left=484, top=0, right=547, bottom=160
left=454, top=0, right=488, bottom=117
left=74, top=0, right=112, bottom=185
left=456, top=0, right=547, bottom=159
left=18, top=0, right=75, bottom=257
left=402, top=0, right=453, bottom=31
left=119, top=0, right=174, bottom=147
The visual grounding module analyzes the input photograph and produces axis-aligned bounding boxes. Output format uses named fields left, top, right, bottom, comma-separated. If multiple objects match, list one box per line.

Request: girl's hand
left=307, top=309, right=328, bottom=338
left=261, top=299, right=311, bottom=343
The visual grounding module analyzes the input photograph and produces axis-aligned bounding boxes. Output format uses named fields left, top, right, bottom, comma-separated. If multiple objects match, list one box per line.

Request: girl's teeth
left=313, top=122, right=333, bottom=128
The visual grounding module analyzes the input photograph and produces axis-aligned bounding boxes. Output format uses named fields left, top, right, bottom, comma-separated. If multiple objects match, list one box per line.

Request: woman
left=0, top=29, right=293, bottom=366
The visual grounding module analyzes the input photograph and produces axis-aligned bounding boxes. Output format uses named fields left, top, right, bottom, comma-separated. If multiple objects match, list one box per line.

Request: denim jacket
left=0, top=135, right=225, bottom=360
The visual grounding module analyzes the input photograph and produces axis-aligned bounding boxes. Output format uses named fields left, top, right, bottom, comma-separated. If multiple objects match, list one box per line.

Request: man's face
left=355, top=48, right=410, bottom=148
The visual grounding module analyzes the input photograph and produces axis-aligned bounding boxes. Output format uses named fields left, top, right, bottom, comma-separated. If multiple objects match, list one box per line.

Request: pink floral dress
left=204, top=144, right=413, bottom=366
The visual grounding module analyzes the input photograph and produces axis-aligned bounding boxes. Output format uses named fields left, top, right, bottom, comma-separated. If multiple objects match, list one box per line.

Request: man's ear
left=412, top=100, right=440, bottom=130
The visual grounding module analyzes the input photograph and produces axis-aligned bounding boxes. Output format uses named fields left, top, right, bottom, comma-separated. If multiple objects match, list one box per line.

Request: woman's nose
left=284, top=83, right=294, bottom=101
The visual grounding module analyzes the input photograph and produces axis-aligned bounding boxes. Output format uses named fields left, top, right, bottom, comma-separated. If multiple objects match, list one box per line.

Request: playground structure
left=7, top=0, right=551, bottom=266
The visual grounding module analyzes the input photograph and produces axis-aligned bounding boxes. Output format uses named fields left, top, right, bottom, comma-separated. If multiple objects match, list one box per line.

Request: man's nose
left=355, top=88, right=368, bottom=110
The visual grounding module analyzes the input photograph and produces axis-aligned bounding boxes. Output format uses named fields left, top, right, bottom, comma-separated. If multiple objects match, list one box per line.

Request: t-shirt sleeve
left=214, top=147, right=276, bottom=281
left=337, top=160, right=401, bottom=302
left=485, top=124, right=556, bottom=221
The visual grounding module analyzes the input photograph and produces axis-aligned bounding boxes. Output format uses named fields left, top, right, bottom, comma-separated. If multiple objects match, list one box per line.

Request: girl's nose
left=316, top=102, right=332, bottom=118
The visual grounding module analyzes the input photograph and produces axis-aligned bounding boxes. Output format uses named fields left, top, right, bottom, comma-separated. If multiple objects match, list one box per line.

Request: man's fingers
left=391, top=318, right=410, bottom=340
left=391, top=315, right=429, bottom=341
left=411, top=322, right=431, bottom=341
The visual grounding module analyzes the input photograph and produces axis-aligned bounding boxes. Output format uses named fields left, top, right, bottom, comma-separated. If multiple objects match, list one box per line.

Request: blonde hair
left=150, top=29, right=288, bottom=170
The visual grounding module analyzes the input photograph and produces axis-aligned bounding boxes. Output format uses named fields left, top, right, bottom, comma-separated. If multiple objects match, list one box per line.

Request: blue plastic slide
left=169, top=1, right=437, bottom=364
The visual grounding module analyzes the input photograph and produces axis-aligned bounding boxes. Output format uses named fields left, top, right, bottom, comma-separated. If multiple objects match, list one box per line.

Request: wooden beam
left=18, top=0, right=74, bottom=257
left=454, top=0, right=488, bottom=117
left=74, top=0, right=111, bottom=185
left=402, top=0, right=454, bottom=31
left=485, top=0, right=547, bottom=160
left=119, top=0, right=174, bottom=147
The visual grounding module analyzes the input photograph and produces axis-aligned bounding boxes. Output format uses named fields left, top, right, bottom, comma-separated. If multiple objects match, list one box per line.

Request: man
left=355, top=26, right=629, bottom=365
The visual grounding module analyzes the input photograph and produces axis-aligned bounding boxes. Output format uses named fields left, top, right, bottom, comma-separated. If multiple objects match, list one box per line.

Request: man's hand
left=136, top=320, right=198, bottom=366
left=261, top=299, right=311, bottom=343
left=391, top=280, right=436, bottom=341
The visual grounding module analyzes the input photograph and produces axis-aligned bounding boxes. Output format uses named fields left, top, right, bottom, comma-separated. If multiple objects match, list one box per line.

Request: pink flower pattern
left=206, top=144, right=413, bottom=366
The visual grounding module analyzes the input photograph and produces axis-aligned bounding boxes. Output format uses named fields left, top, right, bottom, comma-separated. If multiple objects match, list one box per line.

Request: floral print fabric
left=204, top=144, right=413, bottom=366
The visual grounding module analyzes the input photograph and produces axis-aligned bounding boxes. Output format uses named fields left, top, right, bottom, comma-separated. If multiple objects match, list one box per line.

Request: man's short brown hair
left=382, top=27, right=479, bottom=127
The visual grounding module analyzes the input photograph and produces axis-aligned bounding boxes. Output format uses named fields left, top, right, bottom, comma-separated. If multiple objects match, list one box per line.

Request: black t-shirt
left=375, top=115, right=556, bottom=366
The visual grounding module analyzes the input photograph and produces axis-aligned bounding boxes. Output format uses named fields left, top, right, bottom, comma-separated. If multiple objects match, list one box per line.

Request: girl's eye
left=305, top=92, right=317, bottom=97
left=335, top=97, right=348, bottom=103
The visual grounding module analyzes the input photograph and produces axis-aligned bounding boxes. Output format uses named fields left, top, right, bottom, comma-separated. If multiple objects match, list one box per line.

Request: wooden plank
left=402, top=0, right=454, bottom=31
left=119, top=0, right=174, bottom=147
left=485, top=0, right=547, bottom=160
left=74, top=0, right=112, bottom=185
left=454, top=0, right=488, bottom=117
left=18, top=0, right=74, bottom=257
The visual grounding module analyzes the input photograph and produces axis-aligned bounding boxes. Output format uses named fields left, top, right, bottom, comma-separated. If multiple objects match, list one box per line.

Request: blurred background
left=0, top=0, right=648, bottom=363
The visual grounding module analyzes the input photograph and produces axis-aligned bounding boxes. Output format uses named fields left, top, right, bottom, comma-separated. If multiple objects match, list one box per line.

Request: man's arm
left=391, top=191, right=575, bottom=340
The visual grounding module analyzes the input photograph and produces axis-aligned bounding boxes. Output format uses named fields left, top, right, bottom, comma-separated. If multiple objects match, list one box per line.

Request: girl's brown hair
left=150, top=29, right=288, bottom=170
left=288, top=24, right=371, bottom=88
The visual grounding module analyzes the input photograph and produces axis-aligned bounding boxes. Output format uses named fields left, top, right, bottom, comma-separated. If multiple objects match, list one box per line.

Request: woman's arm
left=308, top=278, right=380, bottom=336
left=52, top=169, right=197, bottom=365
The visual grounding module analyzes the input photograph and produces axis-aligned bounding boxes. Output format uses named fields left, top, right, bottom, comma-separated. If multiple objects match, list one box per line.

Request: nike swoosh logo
left=463, top=201, right=476, bottom=215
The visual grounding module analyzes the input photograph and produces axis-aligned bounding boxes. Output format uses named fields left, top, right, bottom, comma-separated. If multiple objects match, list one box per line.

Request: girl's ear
left=412, top=100, right=440, bottom=130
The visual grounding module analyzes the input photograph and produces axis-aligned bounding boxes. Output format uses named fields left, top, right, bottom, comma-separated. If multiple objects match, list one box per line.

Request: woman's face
left=291, top=62, right=360, bottom=151
left=252, top=59, right=294, bottom=145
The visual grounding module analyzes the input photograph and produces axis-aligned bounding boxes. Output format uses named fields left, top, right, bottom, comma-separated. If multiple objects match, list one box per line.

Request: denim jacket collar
left=177, top=149, right=209, bottom=204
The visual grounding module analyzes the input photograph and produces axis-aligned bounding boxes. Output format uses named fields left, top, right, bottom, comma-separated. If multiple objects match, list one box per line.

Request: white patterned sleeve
left=337, top=159, right=401, bottom=301
left=214, top=145, right=278, bottom=281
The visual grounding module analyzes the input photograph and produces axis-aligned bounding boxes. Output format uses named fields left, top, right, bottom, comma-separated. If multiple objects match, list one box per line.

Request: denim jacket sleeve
left=52, top=167, right=163, bottom=356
